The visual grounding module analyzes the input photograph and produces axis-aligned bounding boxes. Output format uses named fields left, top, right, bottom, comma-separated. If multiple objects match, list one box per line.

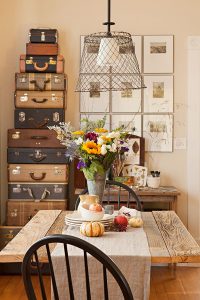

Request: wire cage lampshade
left=76, top=0, right=145, bottom=92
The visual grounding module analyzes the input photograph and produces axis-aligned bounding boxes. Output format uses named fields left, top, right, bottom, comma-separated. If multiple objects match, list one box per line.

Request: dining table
left=1, top=209, right=200, bottom=299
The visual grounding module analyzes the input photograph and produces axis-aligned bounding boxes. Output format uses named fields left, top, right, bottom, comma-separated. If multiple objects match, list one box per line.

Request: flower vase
left=86, top=172, right=107, bottom=204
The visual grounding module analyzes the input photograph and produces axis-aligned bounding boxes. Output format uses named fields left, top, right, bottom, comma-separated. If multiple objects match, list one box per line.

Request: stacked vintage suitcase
left=6, top=28, right=68, bottom=228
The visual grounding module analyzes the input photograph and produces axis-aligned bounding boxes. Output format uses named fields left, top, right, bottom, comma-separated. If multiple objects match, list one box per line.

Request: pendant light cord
left=103, top=0, right=115, bottom=35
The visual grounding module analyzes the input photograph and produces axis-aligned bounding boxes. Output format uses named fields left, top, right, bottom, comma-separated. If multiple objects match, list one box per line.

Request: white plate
left=65, top=211, right=114, bottom=226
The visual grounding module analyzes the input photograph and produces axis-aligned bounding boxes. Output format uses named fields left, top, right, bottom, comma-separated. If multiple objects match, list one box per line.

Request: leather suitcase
left=8, top=129, right=65, bottom=148
left=7, top=200, right=66, bottom=226
left=15, top=73, right=66, bottom=91
left=8, top=183, right=68, bottom=201
left=26, top=43, right=59, bottom=55
left=15, top=91, right=65, bottom=109
left=20, top=55, right=64, bottom=73
left=0, top=226, right=22, bottom=251
left=29, top=29, right=58, bottom=44
left=7, top=148, right=68, bottom=164
left=14, top=108, right=64, bottom=129
left=8, top=164, right=69, bottom=183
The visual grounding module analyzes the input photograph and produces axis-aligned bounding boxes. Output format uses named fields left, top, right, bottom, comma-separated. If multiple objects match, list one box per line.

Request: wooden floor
left=0, top=266, right=200, bottom=299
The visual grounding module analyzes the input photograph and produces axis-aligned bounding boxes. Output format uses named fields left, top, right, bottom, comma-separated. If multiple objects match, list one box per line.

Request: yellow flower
left=95, top=128, right=108, bottom=133
left=72, top=130, right=84, bottom=135
left=82, top=141, right=101, bottom=154
left=100, top=135, right=111, bottom=142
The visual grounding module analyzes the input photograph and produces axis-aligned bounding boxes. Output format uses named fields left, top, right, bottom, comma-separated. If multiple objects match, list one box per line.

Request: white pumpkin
left=128, top=217, right=143, bottom=228
left=80, top=221, right=105, bottom=237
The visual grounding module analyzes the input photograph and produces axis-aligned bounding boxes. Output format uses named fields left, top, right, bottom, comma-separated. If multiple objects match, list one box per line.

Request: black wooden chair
left=75, top=180, right=142, bottom=211
left=22, top=234, right=134, bottom=300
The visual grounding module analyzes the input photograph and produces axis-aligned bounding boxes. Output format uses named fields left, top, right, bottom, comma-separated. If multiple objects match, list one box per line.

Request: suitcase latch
left=41, top=31, right=45, bottom=42
left=53, top=112, right=60, bottom=122
left=54, top=76, right=61, bottom=83
left=12, top=166, right=21, bottom=175
left=19, top=112, right=25, bottom=122
left=20, top=75, right=27, bottom=83
left=12, top=131, right=20, bottom=139
left=13, top=184, right=21, bottom=193
left=20, top=93, right=28, bottom=102
left=54, top=167, right=62, bottom=175
left=51, top=93, right=56, bottom=101
left=54, top=185, right=62, bottom=193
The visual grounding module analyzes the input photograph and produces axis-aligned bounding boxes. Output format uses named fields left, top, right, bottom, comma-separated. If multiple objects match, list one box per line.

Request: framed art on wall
left=80, top=90, right=110, bottom=113
left=112, top=86, right=141, bottom=113
left=131, top=35, right=142, bottom=70
left=143, top=75, right=173, bottom=113
left=80, top=114, right=110, bottom=130
left=111, top=114, right=142, bottom=136
left=143, top=35, right=174, bottom=73
left=143, top=114, right=173, bottom=152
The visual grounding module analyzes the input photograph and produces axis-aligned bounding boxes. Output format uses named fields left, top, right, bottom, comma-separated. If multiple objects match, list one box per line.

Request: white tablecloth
left=52, top=223, right=151, bottom=300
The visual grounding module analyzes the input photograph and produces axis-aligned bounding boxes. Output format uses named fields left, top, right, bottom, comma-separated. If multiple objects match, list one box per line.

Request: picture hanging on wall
left=111, top=114, right=142, bottom=136
left=112, top=84, right=141, bottom=113
left=143, top=35, right=174, bottom=73
left=143, top=114, right=173, bottom=152
left=143, top=75, right=174, bottom=113
left=80, top=114, right=110, bottom=130
left=131, top=35, right=142, bottom=70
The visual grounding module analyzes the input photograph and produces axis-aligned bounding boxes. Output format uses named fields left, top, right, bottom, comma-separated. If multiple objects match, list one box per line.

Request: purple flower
left=121, top=146, right=129, bottom=153
left=77, top=161, right=86, bottom=170
left=85, top=132, right=98, bottom=143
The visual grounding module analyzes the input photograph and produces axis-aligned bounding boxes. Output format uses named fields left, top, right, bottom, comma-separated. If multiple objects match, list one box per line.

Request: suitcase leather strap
left=30, top=79, right=50, bottom=91
left=29, top=172, right=46, bottom=181
left=31, top=98, right=48, bottom=103
left=28, top=117, right=49, bottom=128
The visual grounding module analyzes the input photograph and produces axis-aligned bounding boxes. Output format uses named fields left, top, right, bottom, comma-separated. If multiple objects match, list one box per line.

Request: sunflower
left=82, top=141, right=101, bottom=154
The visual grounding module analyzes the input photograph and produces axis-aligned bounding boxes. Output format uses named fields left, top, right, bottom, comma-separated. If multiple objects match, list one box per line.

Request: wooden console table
left=133, top=186, right=180, bottom=212
left=75, top=186, right=180, bottom=212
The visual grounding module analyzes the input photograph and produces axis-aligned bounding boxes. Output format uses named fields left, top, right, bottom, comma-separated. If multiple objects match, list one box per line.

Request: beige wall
left=0, top=0, right=199, bottom=229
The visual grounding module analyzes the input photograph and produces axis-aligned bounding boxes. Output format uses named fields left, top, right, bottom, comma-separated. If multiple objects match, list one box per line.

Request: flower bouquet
left=49, top=117, right=130, bottom=201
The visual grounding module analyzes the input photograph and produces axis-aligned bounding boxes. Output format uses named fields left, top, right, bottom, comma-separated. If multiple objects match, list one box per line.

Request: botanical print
left=144, top=75, right=173, bottom=113
left=89, top=82, right=100, bottom=98
left=87, top=44, right=99, bottom=54
left=112, top=115, right=141, bottom=136
left=150, top=42, right=166, bottom=54
left=153, top=82, right=164, bottom=98
left=80, top=114, right=110, bottom=130
left=143, top=115, right=173, bottom=152
left=122, top=165, right=147, bottom=187
left=121, top=82, right=133, bottom=98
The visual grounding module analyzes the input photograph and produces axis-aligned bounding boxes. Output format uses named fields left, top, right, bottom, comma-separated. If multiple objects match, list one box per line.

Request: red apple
left=89, top=203, right=103, bottom=212
left=114, top=215, right=128, bottom=227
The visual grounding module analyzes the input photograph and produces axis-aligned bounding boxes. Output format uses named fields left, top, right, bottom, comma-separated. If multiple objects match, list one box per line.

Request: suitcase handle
left=30, top=79, right=50, bottom=91
left=29, top=172, right=46, bottom=181
left=31, top=135, right=48, bottom=140
left=28, top=117, right=49, bottom=128
left=31, top=98, right=48, bottom=103
left=29, top=153, right=47, bottom=162
left=33, top=62, right=49, bottom=71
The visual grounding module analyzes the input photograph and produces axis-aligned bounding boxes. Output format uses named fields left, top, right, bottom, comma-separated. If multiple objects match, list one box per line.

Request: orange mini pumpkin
left=80, top=221, right=105, bottom=237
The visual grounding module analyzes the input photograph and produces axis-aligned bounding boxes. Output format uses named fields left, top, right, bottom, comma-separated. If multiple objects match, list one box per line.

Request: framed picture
left=80, top=114, right=110, bottom=130
left=123, top=134, right=145, bottom=166
left=80, top=90, right=110, bottom=113
left=143, top=114, right=173, bottom=152
left=122, top=165, right=147, bottom=187
left=112, top=87, right=141, bottom=113
left=143, top=75, right=173, bottom=112
left=143, top=35, right=174, bottom=73
left=111, top=114, right=142, bottom=136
